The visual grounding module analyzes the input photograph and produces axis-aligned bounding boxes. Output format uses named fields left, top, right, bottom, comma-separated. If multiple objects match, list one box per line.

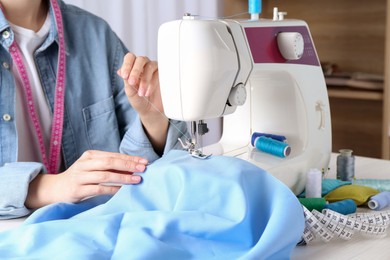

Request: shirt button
left=2, top=62, right=10, bottom=70
left=2, top=114, right=12, bottom=121
left=2, top=30, right=10, bottom=39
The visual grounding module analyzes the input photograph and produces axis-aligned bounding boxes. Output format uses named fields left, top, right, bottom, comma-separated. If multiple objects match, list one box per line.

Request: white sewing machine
left=158, top=10, right=331, bottom=195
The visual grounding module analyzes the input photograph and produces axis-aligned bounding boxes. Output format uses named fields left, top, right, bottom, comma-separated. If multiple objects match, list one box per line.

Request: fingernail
left=139, top=158, right=148, bottom=164
left=129, top=76, right=136, bottom=85
left=131, top=175, right=141, bottom=182
left=136, top=164, right=146, bottom=172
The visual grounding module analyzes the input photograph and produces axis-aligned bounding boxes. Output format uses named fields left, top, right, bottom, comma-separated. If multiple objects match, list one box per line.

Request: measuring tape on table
left=301, top=206, right=390, bottom=244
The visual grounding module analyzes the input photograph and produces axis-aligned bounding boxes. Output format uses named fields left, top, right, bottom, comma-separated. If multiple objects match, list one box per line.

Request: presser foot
left=189, top=149, right=212, bottom=159
left=178, top=138, right=212, bottom=160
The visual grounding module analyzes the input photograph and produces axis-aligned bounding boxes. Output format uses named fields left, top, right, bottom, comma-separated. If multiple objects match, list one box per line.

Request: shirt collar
left=0, top=0, right=66, bottom=53
left=36, top=2, right=57, bottom=51
left=0, top=6, right=13, bottom=49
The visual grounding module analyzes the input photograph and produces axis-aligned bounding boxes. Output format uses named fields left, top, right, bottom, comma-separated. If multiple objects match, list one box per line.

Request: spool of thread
left=368, top=191, right=390, bottom=210
left=324, top=199, right=357, bottom=215
left=305, top=168, right=322, bottom=198
left=336, top=149, right=355, bottom=181
left=253, top=136, right=291, bottom=158
left=353, top=179, right=390, bottom=192
left=251, top=132, right=287, bottom=145
left=298, top=197, right=327, bottom=212
left=248, top=0, right=262, bottom=19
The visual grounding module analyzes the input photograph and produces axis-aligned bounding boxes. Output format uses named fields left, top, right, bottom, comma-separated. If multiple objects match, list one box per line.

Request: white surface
left=292, top=233, right=390, bottom=260
left=2, top=153, right=390, bottom=259
left=158, top=19, right=241, bottom=121
left=0, top=218, right=25, bottom=232
left=291, top=154, right=390, bottom=260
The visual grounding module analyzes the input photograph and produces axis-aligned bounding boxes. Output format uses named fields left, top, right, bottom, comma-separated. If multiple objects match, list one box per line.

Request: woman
left=0, top=0, right=186, bottom=219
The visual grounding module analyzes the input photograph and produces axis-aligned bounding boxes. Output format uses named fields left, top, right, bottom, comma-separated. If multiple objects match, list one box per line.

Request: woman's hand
left=117, top=53, right=168, bottom=154
left=117, top=53, right=163, bottom=116
left=25, top=150, right=148, bottom=209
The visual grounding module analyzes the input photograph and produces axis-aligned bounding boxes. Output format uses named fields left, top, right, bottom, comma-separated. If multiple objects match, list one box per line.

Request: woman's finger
left=73, top=184, right=122, bottom=200
left=80, top=150, right=148, bottom=165
left=76, top=170, right=142, bottom=185
left=75, top=157, right=146, bottom=174
left=142, top=62, right=158, bottom=97
left=119, top=53, right=136, bottom=79
left=129, top=56, right=150, bottom=96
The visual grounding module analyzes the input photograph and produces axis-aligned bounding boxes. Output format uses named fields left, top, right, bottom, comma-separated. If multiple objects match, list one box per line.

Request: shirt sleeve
left=119, top=117, right=188, bottom=163
left=0, top=162, right=44, bottom=219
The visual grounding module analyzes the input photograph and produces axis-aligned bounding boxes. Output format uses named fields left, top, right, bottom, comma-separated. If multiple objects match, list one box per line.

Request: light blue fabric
left=353, top=179, right=390, bottom=192
left=0, top=150, right=304, bottom=259
left=0, top=0, right=187, bottom=219
left=0, top=162, right=44, bottom=218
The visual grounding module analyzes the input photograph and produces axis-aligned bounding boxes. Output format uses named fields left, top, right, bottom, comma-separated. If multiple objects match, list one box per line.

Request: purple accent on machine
left=244, top=26, right=320, bottom=66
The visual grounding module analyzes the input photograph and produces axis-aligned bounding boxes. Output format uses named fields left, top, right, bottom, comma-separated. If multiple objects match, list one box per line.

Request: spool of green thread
left=298, top=197, right=327, bottom=211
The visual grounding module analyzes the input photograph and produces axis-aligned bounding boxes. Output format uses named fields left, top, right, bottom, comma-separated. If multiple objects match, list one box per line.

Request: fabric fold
left=0, top=150, right=304, bottom=259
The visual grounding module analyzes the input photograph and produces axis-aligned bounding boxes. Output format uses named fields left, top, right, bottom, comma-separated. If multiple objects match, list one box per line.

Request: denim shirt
left=0, top=0, right=187, bottom=219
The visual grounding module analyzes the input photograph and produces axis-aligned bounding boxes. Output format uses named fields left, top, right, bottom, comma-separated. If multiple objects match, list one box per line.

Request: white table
left=292, top=154, right=390, bottom=260
left=0, top=218, right=24, bottom=232
left=1, top=154, right=390, bottom=259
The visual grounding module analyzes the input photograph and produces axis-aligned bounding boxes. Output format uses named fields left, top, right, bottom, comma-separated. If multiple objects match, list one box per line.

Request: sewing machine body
left=158, top=16, right=331, bottom=195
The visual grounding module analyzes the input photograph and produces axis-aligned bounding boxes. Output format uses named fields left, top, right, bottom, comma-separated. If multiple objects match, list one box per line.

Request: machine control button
left=228, top=83, right=247, bottom=106
left=277, top=32, right=304, bottom=60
